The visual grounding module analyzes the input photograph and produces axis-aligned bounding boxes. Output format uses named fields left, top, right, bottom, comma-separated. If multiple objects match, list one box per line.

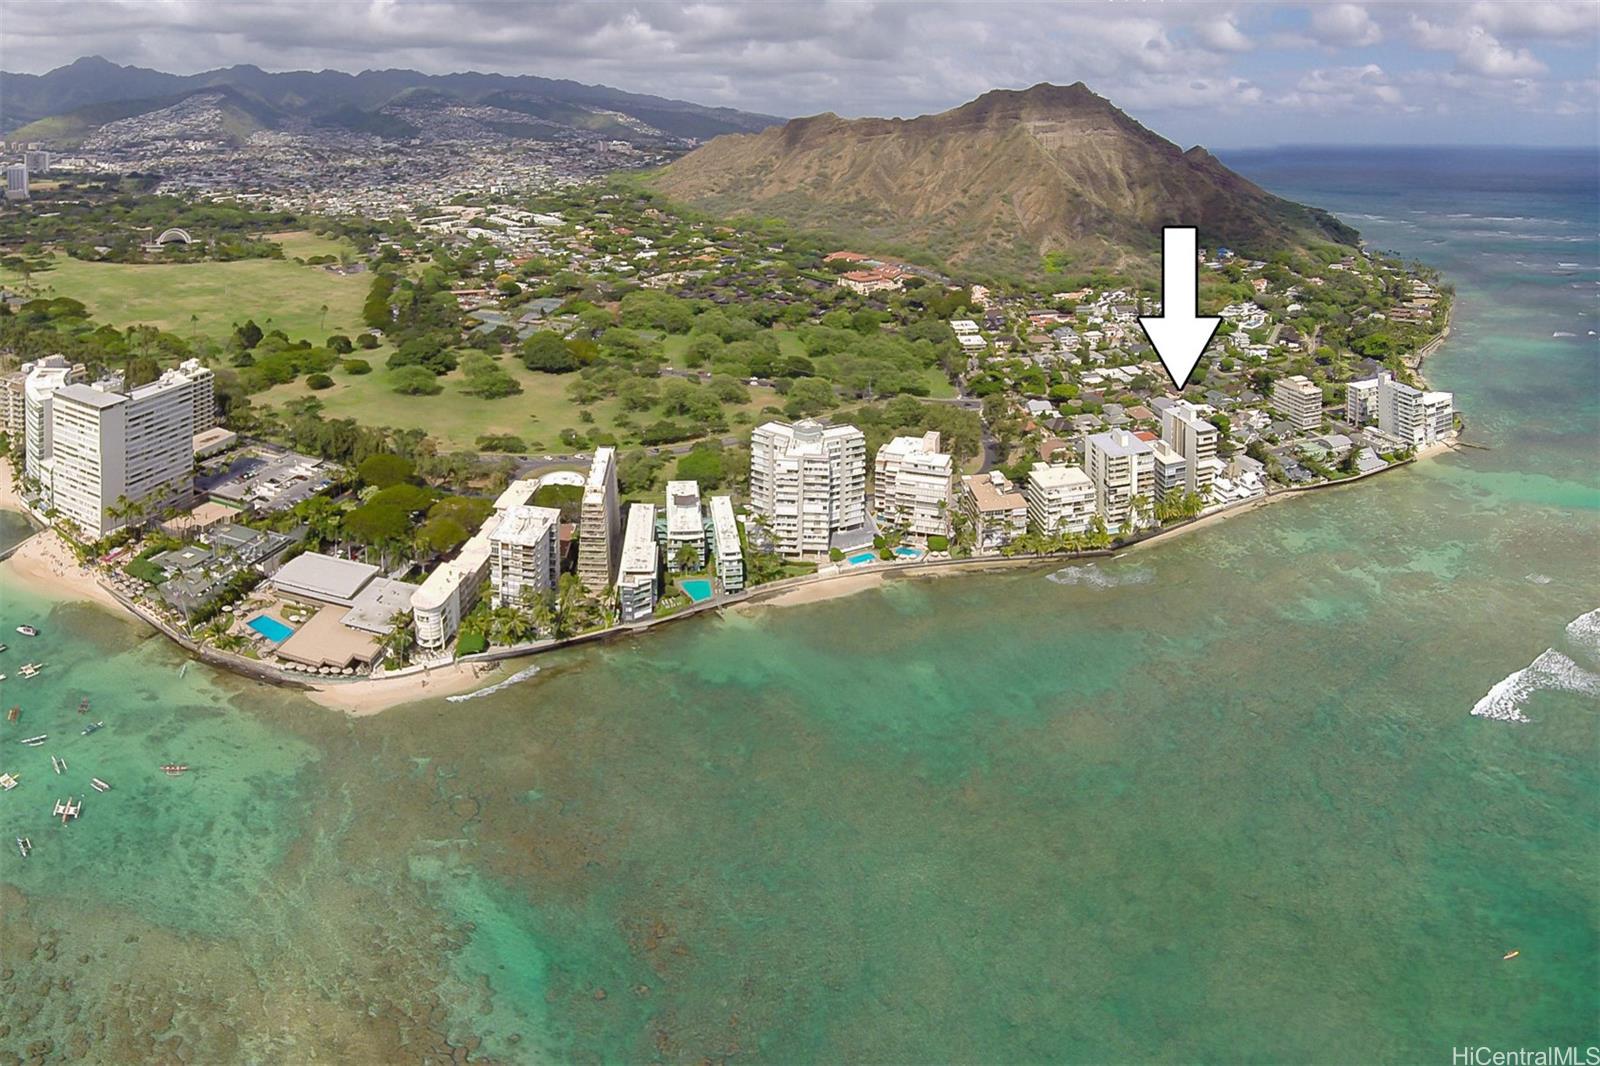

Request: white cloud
left=1308, top=4, right=1382, bottom=48
left=1409, top=16, right=1549, bottom=79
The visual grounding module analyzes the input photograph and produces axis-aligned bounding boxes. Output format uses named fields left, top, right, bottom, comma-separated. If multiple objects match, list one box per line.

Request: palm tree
left=379, top=611, right=417, bottom=663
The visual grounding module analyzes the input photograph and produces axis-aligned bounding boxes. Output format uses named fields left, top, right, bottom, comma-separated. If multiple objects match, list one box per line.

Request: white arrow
left=1139, top=226, right=1221, bottom=391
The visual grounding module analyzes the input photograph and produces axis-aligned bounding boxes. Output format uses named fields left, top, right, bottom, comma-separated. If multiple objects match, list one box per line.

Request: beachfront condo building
left=708, top=494, right=744, bottom=593
left=1271, top=375, right=1325, bottom=433
left=1082, top=429, right=1155, bottom=532
left=27, top=359, right=214, bottom=537
left=749, top=419, right=867, bottom=557
left=1150, top=440, right=1188, bottom=500
left=412, top=475, right=581, bottom=652
left=1345, top=378, right=1380, bottom=425
left=874, top=430, right=953, bottom=537
left=1346, top=372, right=1454, bottom=448
left=20, top=356, right=82, bottom=484
left=1025, top=463, right=1097, bottom=535
left=617, top=503, right=659, bottom=623
left=576, top=446, right=620, bottom=590
left=490, top=505, right=561, bottom=608
left=1160, top=400, right=1224, bottom=497
left=960, top=472, right=1027, bottom=550
left=664, top=480, right=705, bottom=572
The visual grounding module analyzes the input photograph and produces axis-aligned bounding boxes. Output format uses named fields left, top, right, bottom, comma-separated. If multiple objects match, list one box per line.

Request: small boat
left=53, top=796, right=81, bottom=823
left=0, top=674, right=7, bottom=682
left=16, top=626, right=38, bottom=637
left=16, top=836, right=30, bottom=858
left=1503, top=949, right=1520, bottom=961
left=6, top=706, right=18, bottom=723
left=51, top=754, right=66, bottom=774
left=90, top=777, right=110, bottom=793
left=82, top=721, right=105, bottom=736
left=0, top=642, right=9, bottom=652
left=18, top=662, right=43, bottom=679
left=0, top=772, right=18, bottom=790
left=161, top=764, right=189, bottom=776
left=20, top=735, right=46, bottom=747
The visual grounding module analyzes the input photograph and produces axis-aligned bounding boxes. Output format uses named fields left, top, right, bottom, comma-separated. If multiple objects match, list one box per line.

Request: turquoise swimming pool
left=847, top=551, right=878, bottom=566
left=681, top=579, right=714, bottom=603
left=247, top=615, right=294, bottom=642
left=894, top=547, right=923, bottom=560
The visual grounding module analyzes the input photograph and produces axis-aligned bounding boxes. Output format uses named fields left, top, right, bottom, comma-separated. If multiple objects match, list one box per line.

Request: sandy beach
left=747, top=570, right=885, bottom=609
left=306, top=660, right=504, bottom=716
left=0, top=462, right=127, bottom=614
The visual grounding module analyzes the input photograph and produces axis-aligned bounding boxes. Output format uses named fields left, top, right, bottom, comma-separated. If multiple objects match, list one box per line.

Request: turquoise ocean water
left=1, top=148, right=1596, bottom=1062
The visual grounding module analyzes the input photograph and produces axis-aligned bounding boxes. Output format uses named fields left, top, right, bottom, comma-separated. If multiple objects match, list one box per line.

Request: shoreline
left=0, top=301, right=1461, bottom=715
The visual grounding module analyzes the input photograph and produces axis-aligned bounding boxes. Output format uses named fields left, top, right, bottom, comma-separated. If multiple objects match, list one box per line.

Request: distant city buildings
left=874, top=430, right=953, bottom=537
left=616, top=503, right=659, bottom=623
left=1025, top=463, right=1096, bottom=535
left=1271, top=375, right=1324, bottom=433
left=1082, top=429, right=1155, bottom=532
left=959, top=471, right=1027, bottom=550
left=1346, top=372, right=1454, bottom=448
left=748, top=419, right=866, bottom=556
left=23, top=150, right=50, bottom=175
left=4, top=164, right=27, bottom=201
left=576, top=446, right=620, bottom=589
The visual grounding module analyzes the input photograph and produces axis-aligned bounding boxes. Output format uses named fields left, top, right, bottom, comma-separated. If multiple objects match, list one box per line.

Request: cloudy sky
left=4, top=1, right=1597, bottom=146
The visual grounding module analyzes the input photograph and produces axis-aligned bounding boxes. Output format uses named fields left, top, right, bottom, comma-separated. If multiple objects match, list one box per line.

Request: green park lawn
left=2, top=233, right=369, bottom=345
left=257, top=355, right=789, bottom=453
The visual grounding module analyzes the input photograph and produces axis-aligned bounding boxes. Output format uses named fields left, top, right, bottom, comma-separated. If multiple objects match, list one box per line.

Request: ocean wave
left=1553, top=331, right=1577, bottom=337
left=1471, top=609, right=1600, bottom=723
left=445, top=663, right=542, bottom=702
left=1525, top=573, right=1553, bottom=585
left=1046, top=562, right=1154, bottom=589
left=1566, top=609, right=1600, bottom=662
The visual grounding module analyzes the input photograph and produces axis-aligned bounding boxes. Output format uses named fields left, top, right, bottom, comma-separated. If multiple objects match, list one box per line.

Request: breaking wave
left=1471, top=609, right=1600, bottom=723
left=446, top=663, right=542, bottom=702
left=1046, top=562, right=1155, bottom=589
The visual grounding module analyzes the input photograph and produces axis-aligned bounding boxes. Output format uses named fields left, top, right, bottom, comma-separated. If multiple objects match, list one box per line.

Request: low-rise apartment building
left=959, top=472, right=1027, bottom=550
left=1271, top=375, right=1324, bottom=433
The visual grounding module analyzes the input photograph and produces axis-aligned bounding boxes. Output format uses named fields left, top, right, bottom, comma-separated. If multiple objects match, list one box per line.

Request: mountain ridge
left=1, top=55, right=783, bottom=144
left=653, top=82, right=1359, bottom=275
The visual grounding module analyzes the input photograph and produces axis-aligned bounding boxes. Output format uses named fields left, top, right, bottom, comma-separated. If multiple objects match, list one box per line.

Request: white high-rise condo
left=576, top=446, right=620, bottom=589
left=874, top=430, right=953, bottom=537
left=708, top=495, right=744, bottom=593
left=1025, top=463, right=1097, bottom=535
left=26, top=359, right=212, bottom=537
left=1081, top=429, right=1156, bottom=532
left=489, top=505, right=561, bottom=607
left=1149, top=440, right=1188, bottom=500
left=748, top=419, right=866, bottom=556
left=664, top=480, right=704, bottom=571
left=1160, top=400, right=1224, bottom=498
left=1346, top=372, right=1454, bottom=448
left=1271, top=375, right=1324, bottom=433
left=616, top=503, right=660, bottom=622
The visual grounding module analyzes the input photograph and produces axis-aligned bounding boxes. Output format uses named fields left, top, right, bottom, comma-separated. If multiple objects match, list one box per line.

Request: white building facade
left=1025, top=463, right=1097, bottom=535
left=748, top=419, right=867, bottom=556
left=663, top=480, right=704, bottom=572
left=1348, top=372, right=1454, bottom=448
left=1082, top=429, right=1155, bottom=532
left=1160, top=400, right=1224, bottom=498
left=490, top=505, right=562, bottom=607
left=576, top=446, right=620, bottom=590
left=874, top=430, right=953, bottom=538
left=616, top=503, right=659, bottom=623
left=708, top=495, right=744, bottom=593
left=1271, top=375, right=1324, bottom=433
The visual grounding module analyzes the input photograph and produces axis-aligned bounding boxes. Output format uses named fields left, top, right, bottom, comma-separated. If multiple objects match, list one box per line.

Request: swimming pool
left=247, top=614, right=294, bottom=642
left=847, top=551, right=878, bottom=566
left=681, top=579, right=714, bottom=603
left=893, top=547, right=923, bottom=560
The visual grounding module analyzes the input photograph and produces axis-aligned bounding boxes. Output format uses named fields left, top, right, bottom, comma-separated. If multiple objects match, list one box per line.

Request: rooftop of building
left=619, top=503, right=658, bottom=574
left=273, top=551, right=379, bottom=603
left=1029, top=463, right=1094, bottom=489
left=962, top=471, right=1026, bottom=510
left=491, top=504, right=561, bottom=547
